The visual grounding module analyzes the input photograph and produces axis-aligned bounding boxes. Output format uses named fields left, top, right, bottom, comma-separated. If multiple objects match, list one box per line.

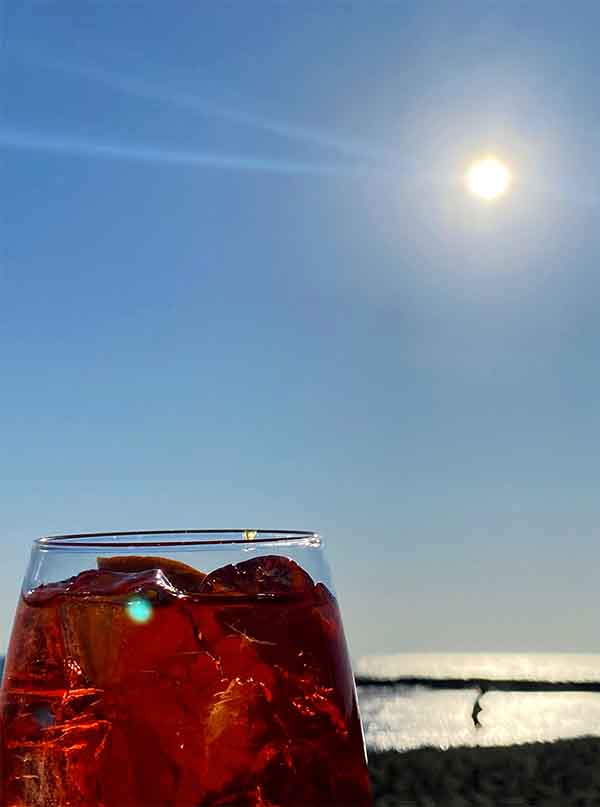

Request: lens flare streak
left=126, top=598, right=153, bottom=624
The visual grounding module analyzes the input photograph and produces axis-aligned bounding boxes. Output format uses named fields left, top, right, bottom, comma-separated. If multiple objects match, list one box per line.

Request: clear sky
left=2, top=1, right=600, bottom=659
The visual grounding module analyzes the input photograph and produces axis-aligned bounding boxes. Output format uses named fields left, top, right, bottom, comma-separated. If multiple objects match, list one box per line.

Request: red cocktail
left=0, top=531, right=372, bottom=806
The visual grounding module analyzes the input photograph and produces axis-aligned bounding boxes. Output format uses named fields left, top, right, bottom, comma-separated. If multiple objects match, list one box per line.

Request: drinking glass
left=0, top=530, right=372, bottom=806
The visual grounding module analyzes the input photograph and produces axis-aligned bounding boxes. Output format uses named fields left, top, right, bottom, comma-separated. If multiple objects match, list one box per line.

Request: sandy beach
left=368, top=737, right=600, bottom=806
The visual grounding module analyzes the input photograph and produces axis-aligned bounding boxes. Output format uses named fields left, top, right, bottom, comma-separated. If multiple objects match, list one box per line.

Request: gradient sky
left=2, top=2, right=600, bottom=659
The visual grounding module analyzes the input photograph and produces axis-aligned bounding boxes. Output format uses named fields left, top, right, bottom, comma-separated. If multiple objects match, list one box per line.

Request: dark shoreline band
left=357, top=676, right=600, bottom=692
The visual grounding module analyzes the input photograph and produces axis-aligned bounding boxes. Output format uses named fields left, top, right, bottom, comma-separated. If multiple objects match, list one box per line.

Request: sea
left=356, top=653, right=600, bottom=751
left=3, top=653, right=600, bottom=752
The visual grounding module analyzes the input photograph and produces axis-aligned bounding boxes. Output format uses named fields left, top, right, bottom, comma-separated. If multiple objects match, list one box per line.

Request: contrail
left=12, top=49, right=393, bottom=163
left=0, top=126, right=367, bottom=176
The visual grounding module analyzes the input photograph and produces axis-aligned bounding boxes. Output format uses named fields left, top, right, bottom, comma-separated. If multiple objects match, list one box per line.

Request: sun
left=466, top=157, right=511, bottom=200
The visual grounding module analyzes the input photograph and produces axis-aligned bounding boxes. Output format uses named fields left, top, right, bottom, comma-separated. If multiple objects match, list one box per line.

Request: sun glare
left=466, top=157, right=510, bottom=201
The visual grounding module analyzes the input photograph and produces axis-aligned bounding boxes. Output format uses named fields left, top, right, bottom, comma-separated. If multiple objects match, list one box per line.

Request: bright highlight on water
left=357, top=653, right=600, bottom=750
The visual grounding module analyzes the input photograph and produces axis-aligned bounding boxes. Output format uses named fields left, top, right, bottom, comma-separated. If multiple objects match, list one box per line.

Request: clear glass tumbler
left=0, top=530, right=372, bottom=806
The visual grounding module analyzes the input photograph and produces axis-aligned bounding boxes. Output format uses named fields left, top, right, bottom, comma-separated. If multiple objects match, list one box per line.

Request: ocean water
left=356, top=653, right=600, bottom=751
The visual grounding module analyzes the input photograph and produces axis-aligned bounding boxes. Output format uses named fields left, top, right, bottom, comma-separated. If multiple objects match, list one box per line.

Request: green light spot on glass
left=126, top=598, right=153, bottom=624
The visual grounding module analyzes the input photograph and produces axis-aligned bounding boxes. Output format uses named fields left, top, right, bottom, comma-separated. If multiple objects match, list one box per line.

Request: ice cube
left=212, top=633, right=276, bottom=690
left=289, top=683, right=349, bottom=736
left=97, top=555, right=207, bottom=594
left=3, top=599, right=67, bottom=689
left=67, top=567, right=180, bottom=599
left=98, top=714, right=179, bottom=807
left=2, top=697, right=111, bottom=807
left=202, top=677, right=273, bottom=795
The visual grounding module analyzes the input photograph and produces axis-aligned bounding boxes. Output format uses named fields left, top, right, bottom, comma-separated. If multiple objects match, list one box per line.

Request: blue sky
left=2, top=2, right=600, bottom=658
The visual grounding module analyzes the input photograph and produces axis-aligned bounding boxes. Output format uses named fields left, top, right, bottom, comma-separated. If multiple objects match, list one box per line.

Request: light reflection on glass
left=126, top=597, right=153, bottom=624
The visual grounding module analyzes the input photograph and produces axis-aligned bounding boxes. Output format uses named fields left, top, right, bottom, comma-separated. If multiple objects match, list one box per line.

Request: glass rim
left=36, top=529, right=321, bottom=549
